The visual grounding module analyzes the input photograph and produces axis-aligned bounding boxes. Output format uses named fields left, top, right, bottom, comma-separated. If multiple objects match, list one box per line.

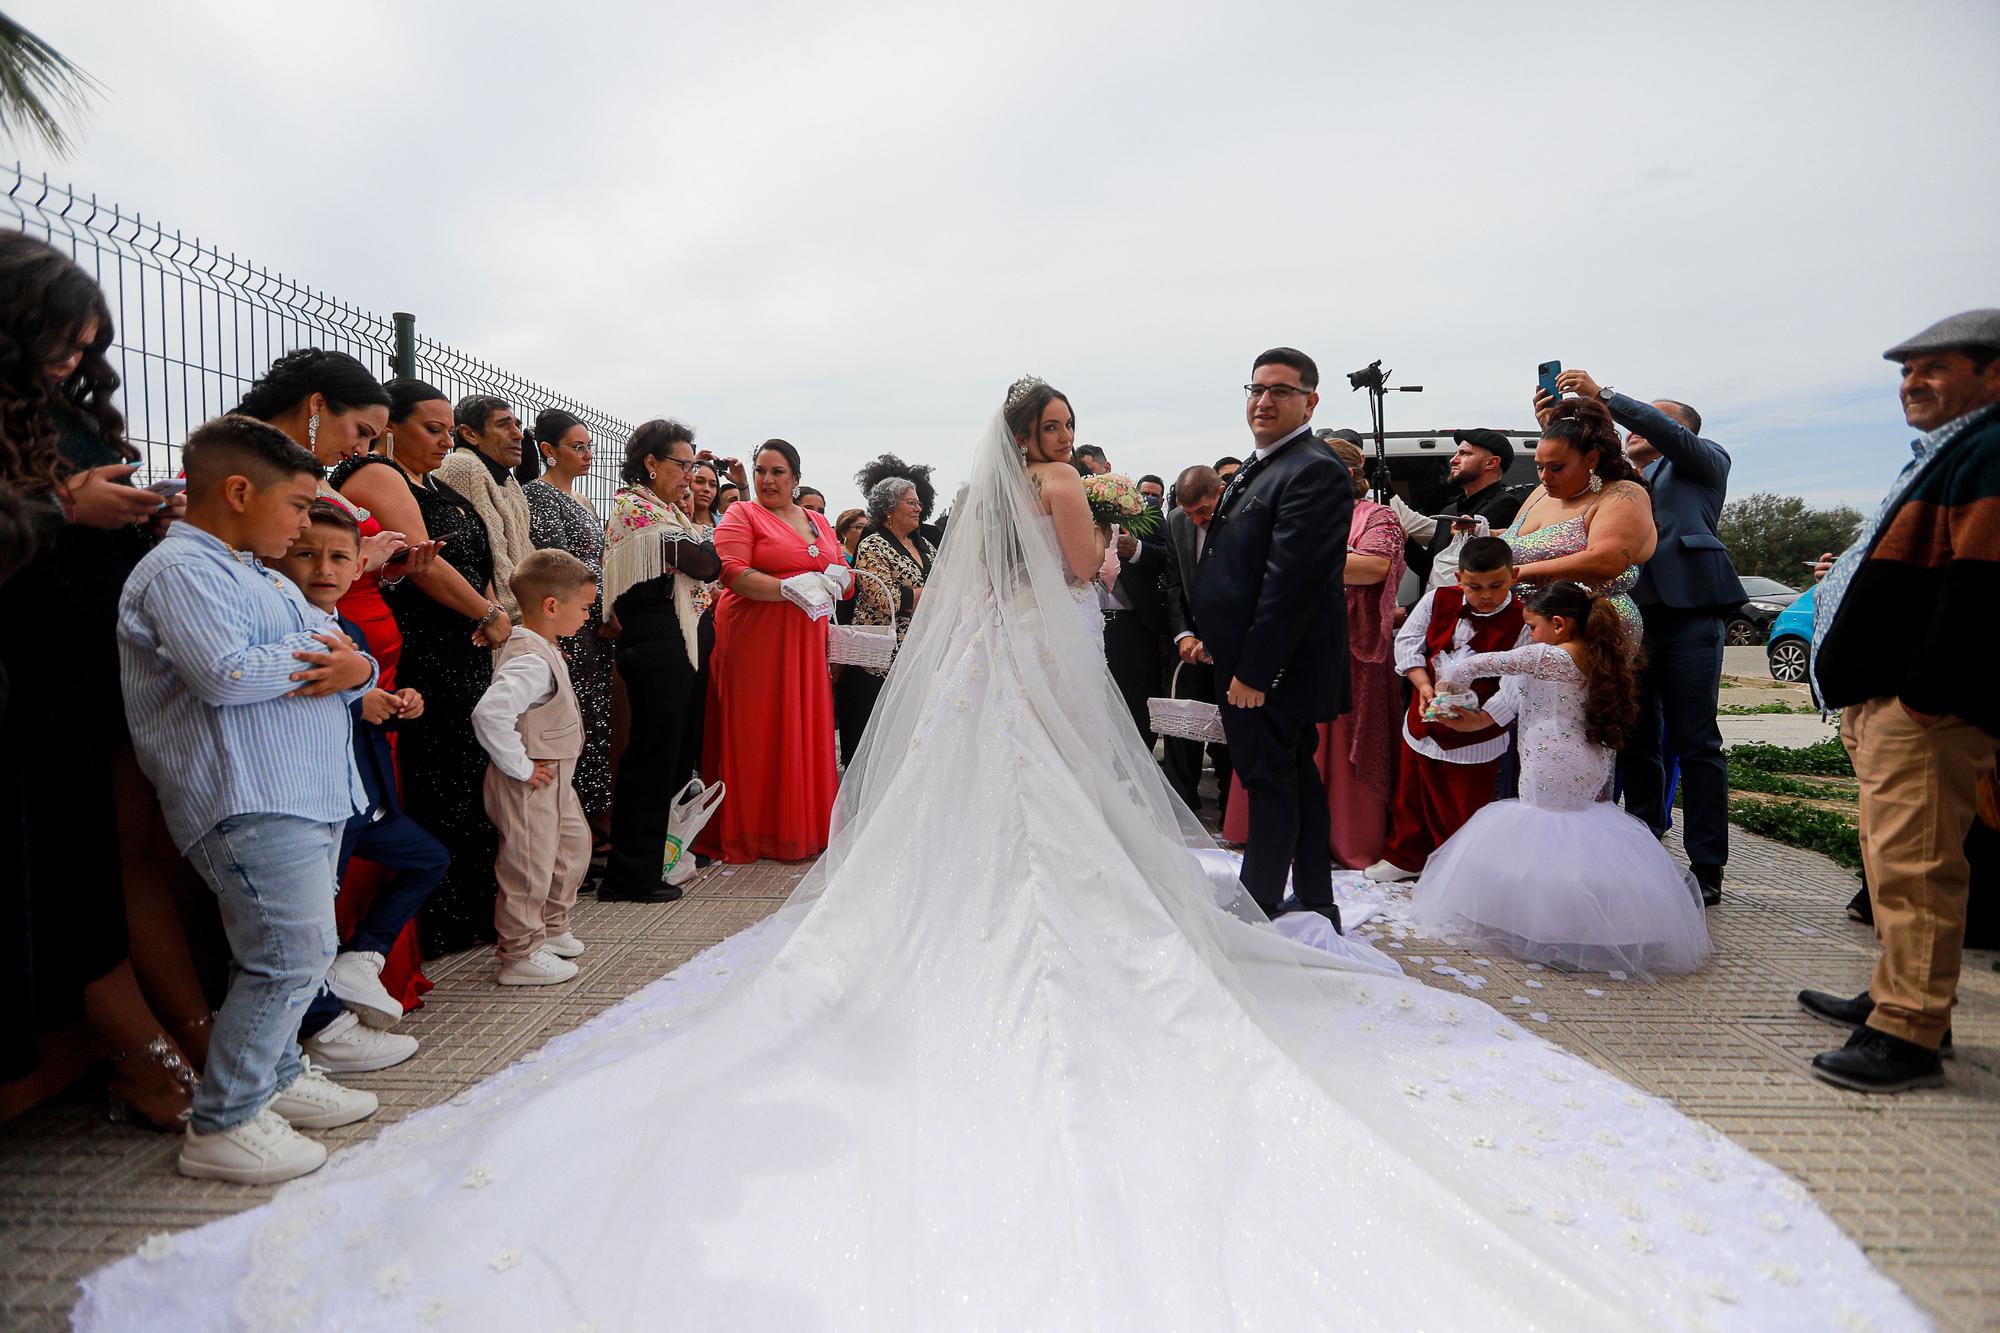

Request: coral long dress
left=322, top=477, right=430, bottom=1010
left=697, top=501, right=844, bottom=863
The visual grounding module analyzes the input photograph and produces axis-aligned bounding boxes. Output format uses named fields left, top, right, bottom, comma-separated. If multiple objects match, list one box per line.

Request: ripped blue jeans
left=185, top=815, right=342, bottom=1133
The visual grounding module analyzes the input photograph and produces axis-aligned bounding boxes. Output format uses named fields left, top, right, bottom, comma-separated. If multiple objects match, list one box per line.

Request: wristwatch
left=1597, top=384, right=1615, bottom=401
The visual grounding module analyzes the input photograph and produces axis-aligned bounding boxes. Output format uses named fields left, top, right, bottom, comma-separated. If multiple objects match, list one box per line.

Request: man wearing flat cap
left=1385, top=427, right=1524, bottom=597
left=1799, top=309, right=2000, bottom=1093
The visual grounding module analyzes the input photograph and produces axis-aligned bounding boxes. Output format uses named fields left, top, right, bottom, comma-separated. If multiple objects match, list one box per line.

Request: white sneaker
left=497, top=948, right=579, bottom=987
left=325, top=950, right=402, bottom=1028
left=177, top=1107, right=327, bottom=1184
left=1362, top=859, right=1420, bottom=883
left=267, top=1057, right=379, bottom=1130
left=301, top=1009, right=419, bottom=1074
left=543, top=932, right=585, bottom=959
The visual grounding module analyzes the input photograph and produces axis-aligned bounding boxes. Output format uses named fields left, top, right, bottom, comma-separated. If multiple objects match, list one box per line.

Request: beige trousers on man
left=1842, top=698, right=1998, bottom=1048
left=485, top=758, right=592, bottom=962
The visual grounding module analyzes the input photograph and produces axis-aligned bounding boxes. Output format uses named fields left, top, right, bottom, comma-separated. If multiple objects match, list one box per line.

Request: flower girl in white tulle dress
left=1411, top=581, right=1711, bottom=975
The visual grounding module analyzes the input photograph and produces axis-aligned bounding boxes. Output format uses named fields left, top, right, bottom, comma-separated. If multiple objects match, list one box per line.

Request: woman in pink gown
left=697, top=441, right=850, bottom=863
left=1224, top=440, right=1403, bottom=869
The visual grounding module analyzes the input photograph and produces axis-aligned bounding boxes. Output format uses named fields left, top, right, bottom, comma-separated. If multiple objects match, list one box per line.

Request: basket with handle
left=1147, top=662, right=1228, bottom=744
left=827, top=569, right=899, bottom=670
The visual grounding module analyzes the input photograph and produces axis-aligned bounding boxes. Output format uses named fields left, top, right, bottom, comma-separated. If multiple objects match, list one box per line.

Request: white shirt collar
left=1253, top=423, right=1313, bottom=462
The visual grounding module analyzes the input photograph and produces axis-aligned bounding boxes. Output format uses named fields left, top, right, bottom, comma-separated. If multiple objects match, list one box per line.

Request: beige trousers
left=1841, top=699, right=1998, bottom=1048
left=484, top=758, right=591, bottom=962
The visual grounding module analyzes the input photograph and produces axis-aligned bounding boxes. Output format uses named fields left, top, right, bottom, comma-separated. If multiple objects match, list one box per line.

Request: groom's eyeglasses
left=1243, top=384, right=1309, bottom=402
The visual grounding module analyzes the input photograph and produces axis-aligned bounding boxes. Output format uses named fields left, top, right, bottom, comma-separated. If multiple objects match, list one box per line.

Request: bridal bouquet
left=1080, top=473, right=1160, bottom=538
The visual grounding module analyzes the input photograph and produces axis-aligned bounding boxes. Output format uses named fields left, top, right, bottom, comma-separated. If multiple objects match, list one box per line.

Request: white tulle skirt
left=1411, top=799, right=1712, bottom=976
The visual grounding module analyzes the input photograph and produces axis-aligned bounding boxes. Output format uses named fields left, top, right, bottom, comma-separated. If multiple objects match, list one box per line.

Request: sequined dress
left=523, top=481, right=613, bottom=815
left=1502, top=505, right=1643, bottom=643
left=1412, top=642, right=1712, bottom=975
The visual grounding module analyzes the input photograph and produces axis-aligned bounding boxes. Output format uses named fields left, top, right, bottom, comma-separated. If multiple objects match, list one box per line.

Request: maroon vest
left=1404, top=586, right=1525, bottom=751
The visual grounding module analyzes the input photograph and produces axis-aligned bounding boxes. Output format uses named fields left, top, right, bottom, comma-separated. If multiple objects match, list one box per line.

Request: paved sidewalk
left=1, top=835, right=1994, bottom=1330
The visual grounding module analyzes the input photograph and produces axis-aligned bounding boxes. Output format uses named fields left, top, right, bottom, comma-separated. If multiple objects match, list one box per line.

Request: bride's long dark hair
left=1003, top=377, right=1071, bottom=456
left=1527, top=581, right=1641, bottom=749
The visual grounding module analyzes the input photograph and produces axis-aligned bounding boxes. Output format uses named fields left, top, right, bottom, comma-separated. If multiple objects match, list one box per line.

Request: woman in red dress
left=698, top=440, right=850, bottom=863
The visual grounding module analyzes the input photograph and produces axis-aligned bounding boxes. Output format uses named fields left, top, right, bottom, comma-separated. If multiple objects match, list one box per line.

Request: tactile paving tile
left=1, top=815, right=1994, bottom=1330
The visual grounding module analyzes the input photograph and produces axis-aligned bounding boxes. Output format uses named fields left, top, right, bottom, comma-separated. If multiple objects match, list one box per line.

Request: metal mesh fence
left=4, top=165, right=632, bottom=509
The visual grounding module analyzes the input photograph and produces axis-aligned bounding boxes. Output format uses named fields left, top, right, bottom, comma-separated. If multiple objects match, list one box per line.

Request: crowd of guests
left=0, top=235, right=927, bottom=1183
left=2, top=219, right=1992, bottom=1190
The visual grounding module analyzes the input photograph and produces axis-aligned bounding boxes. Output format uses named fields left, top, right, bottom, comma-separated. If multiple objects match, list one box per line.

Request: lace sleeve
left=1440, top=641, right=1575, bottom=686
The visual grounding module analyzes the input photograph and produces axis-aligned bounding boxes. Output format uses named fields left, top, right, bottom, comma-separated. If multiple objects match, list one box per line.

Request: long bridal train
left=76, top=408, right=1923, bottom=1332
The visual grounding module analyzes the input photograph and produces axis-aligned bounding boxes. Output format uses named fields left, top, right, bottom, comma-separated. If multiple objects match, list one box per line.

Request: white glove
left=820, top=562, right=854, bottom=597
left=780, top=572, right=835, bottom=620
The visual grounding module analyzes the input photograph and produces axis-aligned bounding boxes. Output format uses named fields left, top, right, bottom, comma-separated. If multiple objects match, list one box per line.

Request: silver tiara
left=1004, top=375, right=1046, bottom=414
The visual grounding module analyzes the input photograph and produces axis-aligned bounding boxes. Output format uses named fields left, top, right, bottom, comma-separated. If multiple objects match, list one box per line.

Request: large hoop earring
left=308, top=413, right=320, bottom=452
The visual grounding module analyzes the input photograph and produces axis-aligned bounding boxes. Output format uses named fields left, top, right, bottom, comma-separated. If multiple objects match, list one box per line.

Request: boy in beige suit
left=472, top=550, right=597, bottom=986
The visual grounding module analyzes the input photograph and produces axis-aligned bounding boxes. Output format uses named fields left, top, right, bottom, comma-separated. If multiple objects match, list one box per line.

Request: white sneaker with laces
left=497, top=948, right=580, bottom=986
left=543, top=931, right=585, bottom=959
left=325, top=949, right=402, bottom=1028
left=301, top=1009, right=419, bottom=1074
left=1362, top=859, right=1420, bottom=884
left=266, top=1056, right=379, bottom=1130
left=177, top=1107, right=327, bottom=1184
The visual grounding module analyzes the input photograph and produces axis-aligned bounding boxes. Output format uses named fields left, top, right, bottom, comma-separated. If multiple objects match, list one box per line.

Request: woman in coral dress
left=698, top=440, right=851, bottom=863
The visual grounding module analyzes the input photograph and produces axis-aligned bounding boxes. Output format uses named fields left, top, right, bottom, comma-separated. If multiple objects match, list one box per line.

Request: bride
left=78, top=381, right=1921, bottom=1331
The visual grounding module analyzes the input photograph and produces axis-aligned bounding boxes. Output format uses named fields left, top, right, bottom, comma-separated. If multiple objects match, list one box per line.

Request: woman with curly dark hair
left=1502, top=395, right=1656, bottom=645
left=1411, top=580, right=1710, bottom=976
left=0, top=232, right=211, bottom=1127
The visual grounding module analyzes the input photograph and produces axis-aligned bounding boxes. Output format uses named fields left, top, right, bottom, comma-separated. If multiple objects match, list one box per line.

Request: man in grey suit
left=1541, top=369, right=1744, bottom=905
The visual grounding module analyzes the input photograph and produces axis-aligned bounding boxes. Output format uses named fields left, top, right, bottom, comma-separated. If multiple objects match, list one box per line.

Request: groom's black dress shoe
left=1809, top=1026, right=1946, bottom=1093
left=1798, top=988, right=1952, bottom=1057
left=1276, top=902, right=1343, bottom=936
left=596, top=881, right=685, bottom=904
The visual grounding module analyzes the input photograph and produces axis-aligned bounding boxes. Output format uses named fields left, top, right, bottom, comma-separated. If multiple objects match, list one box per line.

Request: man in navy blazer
left=1545, top=369, right=1743, bottom=905
left=1194, top=348, right=1350, bottom=927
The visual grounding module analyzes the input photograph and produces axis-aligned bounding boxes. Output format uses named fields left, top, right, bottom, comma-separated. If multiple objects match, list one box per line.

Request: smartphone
left=384, top=546, right=414, bottom=566
left=1537, top=360, right=1563, bottom=403
left=145, top=477, right=187, bottom=497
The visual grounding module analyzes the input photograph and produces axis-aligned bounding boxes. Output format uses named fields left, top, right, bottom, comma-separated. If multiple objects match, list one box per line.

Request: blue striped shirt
left=118, top=522, right=376, bottom=851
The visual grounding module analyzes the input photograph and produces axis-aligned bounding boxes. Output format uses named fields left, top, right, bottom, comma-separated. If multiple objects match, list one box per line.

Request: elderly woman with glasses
left=835, top=476, right=936, bottom=766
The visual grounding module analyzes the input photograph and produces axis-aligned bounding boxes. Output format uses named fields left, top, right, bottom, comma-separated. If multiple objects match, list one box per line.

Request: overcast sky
left=14, top=0, right=1999, bottom=514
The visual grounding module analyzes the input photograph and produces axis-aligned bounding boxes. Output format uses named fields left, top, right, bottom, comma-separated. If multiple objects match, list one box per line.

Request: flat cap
left=1452, top=427, right=1514, bottom=471
left=1883, top=309, right=2000, bottom=362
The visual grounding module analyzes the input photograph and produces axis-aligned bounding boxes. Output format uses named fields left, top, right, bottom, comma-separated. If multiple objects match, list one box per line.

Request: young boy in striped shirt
left=118, top=415, right=381, bottom=1185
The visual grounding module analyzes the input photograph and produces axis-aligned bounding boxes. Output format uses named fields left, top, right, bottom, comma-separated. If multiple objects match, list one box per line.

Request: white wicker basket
left=1148, top=695, right=1227, bottom=744
left=828, top=570, right=899, bottom=670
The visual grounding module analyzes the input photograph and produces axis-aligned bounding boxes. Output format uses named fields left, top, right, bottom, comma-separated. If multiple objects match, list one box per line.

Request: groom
left=1194, top=348, right=1352, bottom=929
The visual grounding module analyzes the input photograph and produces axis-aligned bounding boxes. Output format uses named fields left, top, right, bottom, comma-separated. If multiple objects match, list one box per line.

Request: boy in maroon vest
left=1365, top=537, right=1528, bottom=882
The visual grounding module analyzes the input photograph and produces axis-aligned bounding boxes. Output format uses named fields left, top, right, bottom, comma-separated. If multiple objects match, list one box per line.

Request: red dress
left=697, top=502, right=843, bottom=863
left=323, top=487, right=431, bottom=1012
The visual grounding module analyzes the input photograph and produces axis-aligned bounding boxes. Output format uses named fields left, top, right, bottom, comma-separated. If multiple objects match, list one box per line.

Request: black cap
left=1319, top=428, right=1365, bottom=445
left=1452, top=428, right=1513, bottom=470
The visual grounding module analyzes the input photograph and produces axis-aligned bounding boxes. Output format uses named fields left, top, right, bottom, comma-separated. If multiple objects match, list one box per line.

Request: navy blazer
left=339, top=615, right=399, bottom=829
left=1191, top=427, right=1351, bottom=720
left=1606, top=392, right=1745, bottom=611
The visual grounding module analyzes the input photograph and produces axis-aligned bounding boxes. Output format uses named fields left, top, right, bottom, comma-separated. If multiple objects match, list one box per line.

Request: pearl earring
left=308, top=413, right=319, bottom=451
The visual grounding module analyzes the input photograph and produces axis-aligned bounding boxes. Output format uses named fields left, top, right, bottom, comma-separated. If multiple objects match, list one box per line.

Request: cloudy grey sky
left=15, top=0, right=2000, bottom=513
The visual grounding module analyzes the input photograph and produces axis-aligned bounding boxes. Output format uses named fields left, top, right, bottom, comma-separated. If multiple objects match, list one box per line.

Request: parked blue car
left=1765, top=585, right=1816, bottom=683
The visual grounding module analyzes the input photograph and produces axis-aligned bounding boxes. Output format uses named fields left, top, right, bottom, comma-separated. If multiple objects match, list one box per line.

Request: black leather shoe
left=1798, top=988, right=1953, bottom=1056
left=1692, top=862, right=1723, bottom=907
left=1845, top=885, right=1872, bottom=923
left=596, top=882, right=685, bottom=904
left=1810, top=1026, right=1946, bottom=1093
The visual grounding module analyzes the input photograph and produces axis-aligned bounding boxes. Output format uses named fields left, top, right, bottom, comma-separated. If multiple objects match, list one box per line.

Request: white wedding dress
left=76, top=412, right=1923, bottom=1332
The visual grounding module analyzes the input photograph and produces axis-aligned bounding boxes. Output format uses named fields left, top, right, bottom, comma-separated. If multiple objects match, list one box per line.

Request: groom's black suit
left=1192, top=424, right=1352, bottom=921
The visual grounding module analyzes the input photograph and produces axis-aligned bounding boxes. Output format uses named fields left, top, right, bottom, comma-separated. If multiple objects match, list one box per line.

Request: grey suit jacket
left=1161, top=506, right=1203, bottom=639
left=1606, top=391, right=1745, bottom=611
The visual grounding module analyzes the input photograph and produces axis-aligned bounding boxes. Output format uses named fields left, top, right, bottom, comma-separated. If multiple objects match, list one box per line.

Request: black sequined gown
left=523, top=481, right=613, bottom=816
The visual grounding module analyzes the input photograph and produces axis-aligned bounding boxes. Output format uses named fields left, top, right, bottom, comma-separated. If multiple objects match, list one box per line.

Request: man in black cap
left=1539, top=371, right=1742, bottom=907
left=1386, top=428, right=1523, bottom=596
left=1797, top=309, right=2000, bottom=1094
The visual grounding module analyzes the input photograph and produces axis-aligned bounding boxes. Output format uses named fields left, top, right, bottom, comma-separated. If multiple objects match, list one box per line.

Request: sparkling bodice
left=1446, top=642, right=1610, bottom=811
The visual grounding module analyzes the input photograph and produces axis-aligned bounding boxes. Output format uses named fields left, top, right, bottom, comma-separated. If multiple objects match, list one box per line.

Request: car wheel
left=1768, top=638, right=1808, bottom=684
left=1726, top=618, right=1758, bottom=646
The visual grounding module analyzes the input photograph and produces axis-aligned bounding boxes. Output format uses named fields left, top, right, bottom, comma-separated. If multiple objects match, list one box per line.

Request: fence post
left=393, top=311, right=416, bottom=379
